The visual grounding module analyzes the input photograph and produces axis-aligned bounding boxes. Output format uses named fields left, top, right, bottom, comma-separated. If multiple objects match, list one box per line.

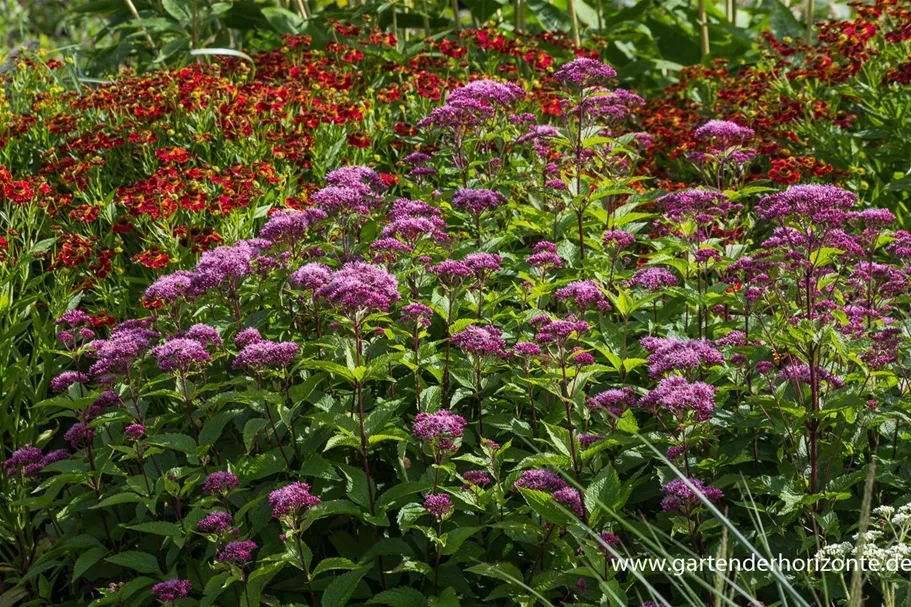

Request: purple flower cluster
left=640, top=337, right=723, bottom=377
left=554, top=280, right=611, bottom=312
left=659, top=478, right=723, bottom=512
left=513, top=341, right=543, bottom=357
left=56, top=309, right=93, bottom=327
left=151, top=338, right=212, bottom=373
left=198, top=511, right=234, bottom=534
left=423, top=493, right=453, bottom=521
left=778, top=363, right=845, bottom=389
left=553, top=487, right=584, bottom=517
left=756, top=184, right=857, bottom=227
left=192, top=242, right=259, bottom=291
left=451, top=188, right=507, bottom=215
left=657, top=189, right=739, bottom=224
left=50, top=371, right=89, bottom=393
left=525, top=241, right=563, bottom=271
left=533, top=317, right=589, bottom=345
left=554, top=57, right=617, bottom=87
left=151, top=579, right=192, bottom=604
left=450, top=325, right=509, bottom=358
left=4, top=446, right=69, bottom=477
left=463, top=252, right=502, bottom=275
left=259, top=208, right=326, bottom=243
left=461, top=470, right=492, bottom=490
left=86, top=320, right=158, bottom=377
left=603, top=229, right=636, bottom=248
left=144, top=270, right=197, bottom=306
left=233, top=339, right=299, bottom=371
left=64, top=422, right=94, bottom=448
left=203, top=471, right=239, bottom=496
left=587, top=388, right=638, bottom=417
left=628, top=267, right=678, bottom=291
left=639, top=376, right=717, bottom=421
left=569, top=87, right=643, bottom=120
left=693, top=120, right=754, bottom=145
left=217, top=540, right=257, bottom=566
left=401, top=302, right=434, bottom=327
left=124, top=424, right=145, bottom=440
left=317, top=262, right=401, bottom=315
left=290, top=262, right=333, bottom=292
left=412, top=410, right=467, bottom=453
left=513, top=469, right=567, bottom=493
left=579, top=434, right=607, bottom=449
left=269, top=482, right=321, bottom=520
left=185, top=324, right=222, bottom=348
left=447, top=78, right=525, bottom=107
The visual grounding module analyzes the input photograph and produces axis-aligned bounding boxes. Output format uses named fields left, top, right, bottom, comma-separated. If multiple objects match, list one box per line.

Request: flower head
left=513, top=469, right=567, bottom=493
left=217, top=540, right=257, bottom=566
left=50, top=371, right=89, bottom=393
left=185, top=324, right=222, bottom=348
left=413, top=410, right=467, bottom=454
left=259, top=208, right=326, bottom=243
left=554, top=58, right=617, bottom=87
left=233, top=340, right=298, bottom=371
left=554, top=280, right=610, bottom=312
left=423, top=493, right=453, bottom=521
left=64, top=422, right=94, bottom=448
left=451, top=189, right=507, bottom=215
left=640, top=337, right=723, bottom=377
left=269, top=482, right=321, bottom=520
left=639, top=376, right=717, bottom=421
left=203, top=471, right=239, bottom=496
left=660, top=478, right=723, bottom=512
left=693, top=120, right=754, bottom=146
left=151, top=579, right=192, bottom=605
left=198, top=511, right=234, bottom=534
left=144, top=271, right=197, bottom=306
left=317, top=262, right=400, bottom=316
left=151, top=338, right=212, bottom=373
left=450, top=325, right=509, bottom=358
left=756, top=184, right=857, bottom=227
left=553, top=486, right=584, bottom=517
left=447, top=79, right=526, bottom=107
left=603, top=230, right=636, bottom=248
left=401, top=302, right=434, bottom=327
left=461, top=470, right=492, bottom=491
left=628, top=267, right=678, bottom=291
left=124, top=424, right=145, bottom=440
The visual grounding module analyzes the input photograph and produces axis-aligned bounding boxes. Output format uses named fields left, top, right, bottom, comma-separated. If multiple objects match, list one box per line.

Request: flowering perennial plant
left=4, top=34, right=911, bottom=607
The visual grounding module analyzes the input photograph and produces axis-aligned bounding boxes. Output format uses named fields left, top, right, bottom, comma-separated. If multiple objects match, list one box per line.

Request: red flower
left=347, top=132, right=371, bottom=149
left=131, top=248, right=170, bottom=268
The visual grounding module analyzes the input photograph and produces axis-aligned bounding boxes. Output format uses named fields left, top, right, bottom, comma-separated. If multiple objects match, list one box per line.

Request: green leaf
left=367, top=587, right=428, bottom=607
left=518, top=487, right=576, bottom=527
left=92, top=492, right=144, bottom=509
left=243, top=418, right=269, bottom=452
left=162, top=0, right=191, bottom=21
left=200, top=572, right=231, bottom=607
left=128, top=521, right=183, bottom=539
left=441, top=526, right=481, bottom=555
left=73, top=547, right=107, bottom=581
left=105, top=551, right=161, bottom=574
left=149, top=433, right=198, bottom=461
left=584, top=464, right=622, bottom=513
left=200, top=410, right=237, bottom=446
left=322, top=566, right=369, bottom=607
left=312, top=557, right=357, bottom=578
left=261, top=6, right=305, bottom=34
left=428, top=588, right=460, bottom=607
